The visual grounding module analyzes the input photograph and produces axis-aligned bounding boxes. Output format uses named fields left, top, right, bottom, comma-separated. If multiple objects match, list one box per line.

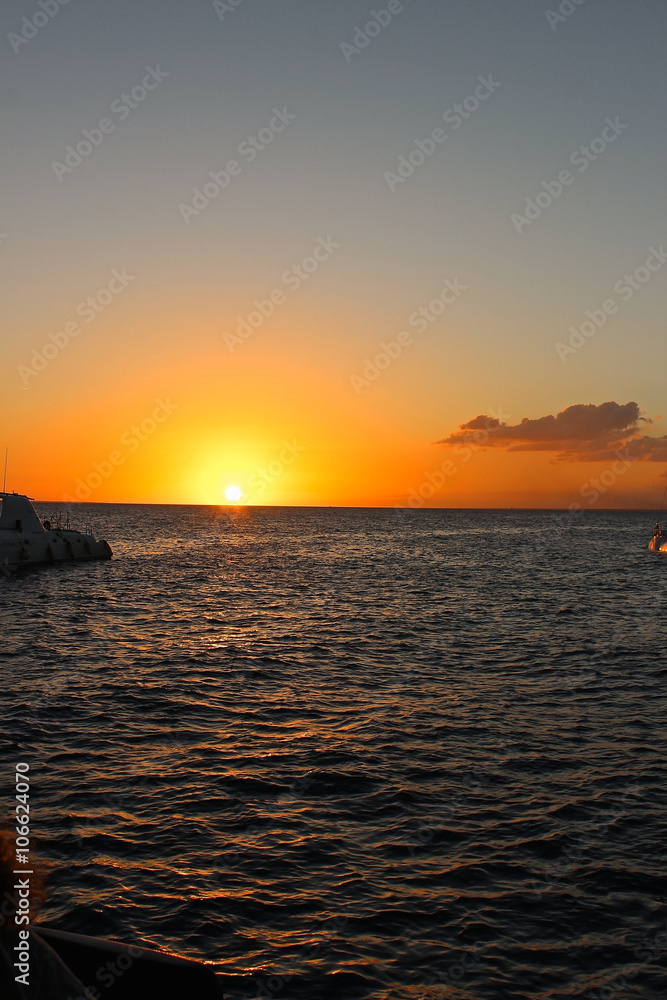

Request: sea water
left=1, top=506, right=665, bottom=998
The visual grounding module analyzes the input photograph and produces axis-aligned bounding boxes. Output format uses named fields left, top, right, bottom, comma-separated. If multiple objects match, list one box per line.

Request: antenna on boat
left=2, top=448, right=7, bottom=492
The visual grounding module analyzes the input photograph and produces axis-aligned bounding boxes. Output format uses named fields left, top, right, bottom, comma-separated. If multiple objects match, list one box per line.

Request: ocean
left=1, top=505, right=666, bottom=999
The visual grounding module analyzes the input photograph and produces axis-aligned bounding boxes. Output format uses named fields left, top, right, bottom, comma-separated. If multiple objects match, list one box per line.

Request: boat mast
left=2, top=448, right=7, bottom=492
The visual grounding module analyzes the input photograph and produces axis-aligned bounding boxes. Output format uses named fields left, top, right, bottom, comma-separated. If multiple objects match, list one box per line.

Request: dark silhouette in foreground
left=0, top=830, right=223, bottom=998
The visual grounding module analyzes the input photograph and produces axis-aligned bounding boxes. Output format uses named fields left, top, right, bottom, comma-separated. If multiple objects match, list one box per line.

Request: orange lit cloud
left=437, top=401, right=667, bottom=462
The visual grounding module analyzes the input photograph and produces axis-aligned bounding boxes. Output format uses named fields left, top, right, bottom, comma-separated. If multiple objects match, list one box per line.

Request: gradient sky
left=1, top=0, right=665, bottom=507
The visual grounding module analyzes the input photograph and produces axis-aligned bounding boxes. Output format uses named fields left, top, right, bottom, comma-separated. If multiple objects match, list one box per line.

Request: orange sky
left=2, top=3, right=665, bottom=509
left=5, top=327, right=665, bottom=509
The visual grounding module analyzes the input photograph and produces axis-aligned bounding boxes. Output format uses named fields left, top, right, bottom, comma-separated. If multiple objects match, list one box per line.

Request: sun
left=224, top=485, right=243, bottom=503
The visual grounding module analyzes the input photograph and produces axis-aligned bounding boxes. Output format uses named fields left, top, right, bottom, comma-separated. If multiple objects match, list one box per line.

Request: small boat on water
left=649, top=522, right=667, bottom=553
left=35, top=925, right=223, bottom=999
left=0, top=491, right=112, bottom=567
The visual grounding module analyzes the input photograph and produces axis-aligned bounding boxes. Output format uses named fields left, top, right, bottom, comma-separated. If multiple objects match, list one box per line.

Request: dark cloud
left=437, top=401, right=667, bottom=462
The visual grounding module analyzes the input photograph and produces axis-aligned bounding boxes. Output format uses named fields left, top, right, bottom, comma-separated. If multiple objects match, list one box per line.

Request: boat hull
left=36, top=925, right=223, bottom=999
left=0, top=528, right=112, bottom=566
left=0, top=492, right=112, bottom=568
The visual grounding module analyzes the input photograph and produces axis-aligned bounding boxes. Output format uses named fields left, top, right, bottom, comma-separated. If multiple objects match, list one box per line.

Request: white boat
left=649, top=522, right=667, bottom=553
left=0, top=492, right=112, bottom=567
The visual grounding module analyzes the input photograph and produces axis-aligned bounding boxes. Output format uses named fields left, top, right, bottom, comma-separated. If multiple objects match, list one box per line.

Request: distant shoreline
left=29, top=501, right=664, bottom=512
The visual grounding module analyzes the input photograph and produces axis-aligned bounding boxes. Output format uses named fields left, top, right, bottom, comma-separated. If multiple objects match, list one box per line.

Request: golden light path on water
left=1, top=505, right=664, bottom=999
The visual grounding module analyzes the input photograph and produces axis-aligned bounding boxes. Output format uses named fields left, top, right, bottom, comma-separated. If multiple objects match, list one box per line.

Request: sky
left=1, top=0, right=665, bottom=508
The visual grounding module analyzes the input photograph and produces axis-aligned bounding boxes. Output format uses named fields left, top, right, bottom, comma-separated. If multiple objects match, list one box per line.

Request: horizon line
left=27, top=501, right=664, bottom=513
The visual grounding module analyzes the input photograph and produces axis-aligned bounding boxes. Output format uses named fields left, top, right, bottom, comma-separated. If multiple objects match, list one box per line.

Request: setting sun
left=2, top=6, right=665, bottom=1000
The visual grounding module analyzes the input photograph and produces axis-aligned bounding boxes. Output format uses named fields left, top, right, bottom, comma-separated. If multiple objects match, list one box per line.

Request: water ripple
left=1, top=507, right=666, bottom=998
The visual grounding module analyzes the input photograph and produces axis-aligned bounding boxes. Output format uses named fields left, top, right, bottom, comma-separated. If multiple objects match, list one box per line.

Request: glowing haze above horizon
left=1, top=0, right=665, bottom=509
